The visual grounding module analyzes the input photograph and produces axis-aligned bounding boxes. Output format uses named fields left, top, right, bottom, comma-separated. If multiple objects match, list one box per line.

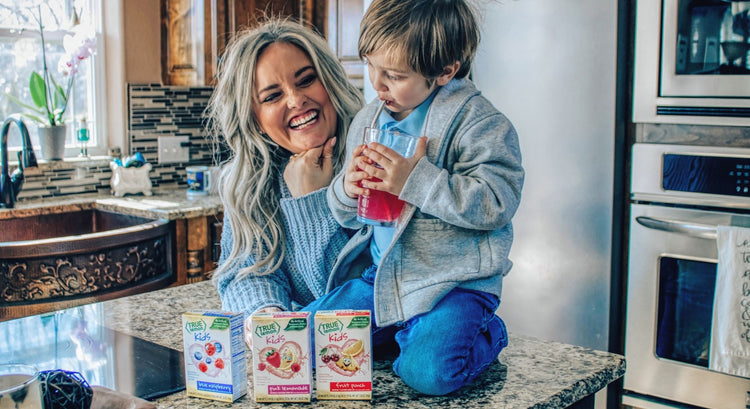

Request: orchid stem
left=36, top=6, right=55, bottom=126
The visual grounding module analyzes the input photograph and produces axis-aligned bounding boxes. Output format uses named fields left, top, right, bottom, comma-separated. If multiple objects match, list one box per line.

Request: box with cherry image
left=314, top=310, right=372, bottom=400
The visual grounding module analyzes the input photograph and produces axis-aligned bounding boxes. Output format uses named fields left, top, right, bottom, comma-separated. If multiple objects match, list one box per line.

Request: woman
left=205, top=18, right=363, bottom=347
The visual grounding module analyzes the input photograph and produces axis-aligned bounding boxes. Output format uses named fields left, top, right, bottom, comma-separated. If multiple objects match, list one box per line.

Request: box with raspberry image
left=314, top=310, right=372, bottom=400
left=182, top=310, right=247, bottom=402
left=251, top=311, right=312, bottom=402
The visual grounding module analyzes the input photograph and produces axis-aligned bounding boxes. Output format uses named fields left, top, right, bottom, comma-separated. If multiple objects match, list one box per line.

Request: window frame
left=0, top=0, right=109, bottom=159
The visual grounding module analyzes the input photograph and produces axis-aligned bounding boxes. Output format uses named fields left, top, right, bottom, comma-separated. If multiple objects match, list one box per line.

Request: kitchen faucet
left=1, top=115, right=38, bottom=208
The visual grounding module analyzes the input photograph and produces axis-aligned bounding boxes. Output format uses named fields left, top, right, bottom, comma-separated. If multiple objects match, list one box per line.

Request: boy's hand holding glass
left=356, top=128, right=427, bottom=226
left=360, top=137, right=426, bottom=195
left=343, top=144, right=371, bottom=199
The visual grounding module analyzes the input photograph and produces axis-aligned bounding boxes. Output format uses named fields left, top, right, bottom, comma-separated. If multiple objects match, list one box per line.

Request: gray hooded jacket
left=326, top=78, right=525, bottom=327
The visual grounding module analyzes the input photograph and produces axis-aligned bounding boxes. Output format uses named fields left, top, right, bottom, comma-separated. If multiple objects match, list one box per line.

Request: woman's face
left=253, top=42, right=338, bottom=154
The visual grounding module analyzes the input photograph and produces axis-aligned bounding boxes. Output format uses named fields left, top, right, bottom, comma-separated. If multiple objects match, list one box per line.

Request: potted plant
left=5, top=7, right=96, bottom=161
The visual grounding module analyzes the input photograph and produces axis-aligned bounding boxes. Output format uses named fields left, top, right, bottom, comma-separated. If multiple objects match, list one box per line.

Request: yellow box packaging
left=251, top=311, right=312, bottom=403
left=182, top=310, right=247, bottom=402
left=314, top=310, right=372, bottom=400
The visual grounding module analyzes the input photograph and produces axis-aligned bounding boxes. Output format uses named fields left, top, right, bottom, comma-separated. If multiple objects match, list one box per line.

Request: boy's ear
left=435, top=61, right=461, bottom=86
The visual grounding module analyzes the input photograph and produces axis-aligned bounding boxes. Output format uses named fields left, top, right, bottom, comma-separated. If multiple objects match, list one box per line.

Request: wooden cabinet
left=204, top=0, right=327, bottom=84
left=173, top=212, right=223, bottom=284
left=326, top=0, right=365, bottom=92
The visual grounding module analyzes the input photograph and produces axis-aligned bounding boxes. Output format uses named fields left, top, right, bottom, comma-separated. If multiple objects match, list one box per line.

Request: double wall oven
left=623, top=143, right=750, bottom=409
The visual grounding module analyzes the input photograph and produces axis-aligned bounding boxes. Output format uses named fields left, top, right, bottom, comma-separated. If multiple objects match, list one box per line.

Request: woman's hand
left=283, top=137, right=337, bottom=197
left=244, top=307, right=282, bottom=349
left=359, top=136, right=427, bottom=197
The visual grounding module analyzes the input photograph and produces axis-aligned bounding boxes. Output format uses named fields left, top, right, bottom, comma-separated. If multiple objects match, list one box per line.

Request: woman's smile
left=289, top=110, right=319, bottom=129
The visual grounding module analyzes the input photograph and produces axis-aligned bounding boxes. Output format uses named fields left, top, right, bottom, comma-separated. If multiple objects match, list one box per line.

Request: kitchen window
left=0, top=0, right=104, bottom=158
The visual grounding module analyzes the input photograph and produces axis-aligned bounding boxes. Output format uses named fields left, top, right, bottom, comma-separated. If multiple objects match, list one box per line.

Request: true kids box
left=250, top=311, right=312, bottom=403
left=314, top=310, right=372, bottom=400
left=182, top=310, right=247, bottom=402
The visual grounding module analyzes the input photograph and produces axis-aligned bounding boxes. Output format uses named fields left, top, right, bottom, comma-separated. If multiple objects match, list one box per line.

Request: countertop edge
left=0, top=189, right=223, bottom=220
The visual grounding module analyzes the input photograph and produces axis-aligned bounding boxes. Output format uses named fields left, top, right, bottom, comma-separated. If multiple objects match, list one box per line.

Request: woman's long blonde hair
left=207, top=18, right=363, bottom=280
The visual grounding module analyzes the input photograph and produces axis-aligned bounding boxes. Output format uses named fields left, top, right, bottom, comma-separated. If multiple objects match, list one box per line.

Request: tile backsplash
left=15, top=84, right=217, bottom=201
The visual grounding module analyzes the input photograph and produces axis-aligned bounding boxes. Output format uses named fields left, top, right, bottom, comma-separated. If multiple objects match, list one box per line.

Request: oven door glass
left=656, top=256, right=716, bottom=367
left=661, top=0, right=750, bottom=97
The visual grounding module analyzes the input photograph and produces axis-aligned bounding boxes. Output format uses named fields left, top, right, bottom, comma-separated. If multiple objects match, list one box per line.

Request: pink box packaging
left=250, top=311, right=313, bottom=403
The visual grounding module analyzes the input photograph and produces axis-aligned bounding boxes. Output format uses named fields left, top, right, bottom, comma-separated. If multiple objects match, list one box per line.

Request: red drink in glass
left=357, top=176, right=406, bottom=227
left=356, top=127, right=419, bottom=227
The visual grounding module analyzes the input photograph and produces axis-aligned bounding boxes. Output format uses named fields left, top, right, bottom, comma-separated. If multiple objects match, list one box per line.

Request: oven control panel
left=663, top=153, right=750, bottom=196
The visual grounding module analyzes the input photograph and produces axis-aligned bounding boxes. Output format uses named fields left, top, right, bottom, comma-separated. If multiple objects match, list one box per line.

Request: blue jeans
left=301, top=265, right=508, bottom=395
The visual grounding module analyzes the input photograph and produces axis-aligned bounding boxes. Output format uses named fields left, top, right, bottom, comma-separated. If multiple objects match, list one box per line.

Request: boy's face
left=365, top=50, right=458, bottom=121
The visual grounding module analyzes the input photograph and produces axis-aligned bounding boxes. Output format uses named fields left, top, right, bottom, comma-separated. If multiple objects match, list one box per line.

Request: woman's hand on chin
left=284, top=137, right=337, bottom=197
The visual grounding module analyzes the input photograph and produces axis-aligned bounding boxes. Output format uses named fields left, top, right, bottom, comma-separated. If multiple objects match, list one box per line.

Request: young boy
left=305, top=0, right=525, bottom=395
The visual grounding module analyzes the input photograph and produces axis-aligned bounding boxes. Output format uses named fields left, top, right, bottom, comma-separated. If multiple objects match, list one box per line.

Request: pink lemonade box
left=182, top=311, right=247, bottom=402
left=251, top=311, right=313, bottom=403
left=314, top=310, right=372, bottom=400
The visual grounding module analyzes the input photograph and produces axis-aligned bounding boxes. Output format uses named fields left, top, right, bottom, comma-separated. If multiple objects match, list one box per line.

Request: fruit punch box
left=314, top=310, right=372, bottom=400
left=251, top=311, right=312, bottom=403
left=182, top=311, right=247, bottom=402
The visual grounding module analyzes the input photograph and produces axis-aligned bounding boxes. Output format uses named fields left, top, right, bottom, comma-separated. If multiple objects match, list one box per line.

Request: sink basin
left=0, top=209, right=174, bottom=320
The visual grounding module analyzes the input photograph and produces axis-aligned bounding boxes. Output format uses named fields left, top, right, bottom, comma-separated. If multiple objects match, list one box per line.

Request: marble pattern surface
left=0, top=188, right=223, bottom=220
left=101, top=281, right=625, bottom=408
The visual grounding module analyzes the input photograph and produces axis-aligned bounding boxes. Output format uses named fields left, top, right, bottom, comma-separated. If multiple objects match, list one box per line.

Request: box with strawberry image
left=314, top=310, right=372, bottom=400
left=251, top=311, right=312, bottom=402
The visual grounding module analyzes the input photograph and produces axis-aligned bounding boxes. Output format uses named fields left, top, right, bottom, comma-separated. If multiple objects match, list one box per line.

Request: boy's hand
left=284, top=137, right=336, bottom=197
left=343, top=144, right=372, bottom=199
left=360, top=136, right=427, bottom=197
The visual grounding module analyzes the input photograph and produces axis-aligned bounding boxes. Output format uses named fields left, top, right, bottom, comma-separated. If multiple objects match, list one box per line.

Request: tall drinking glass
left=0, top=364, right=43, bottom=409
left=357, top=127, right=420, bottom=227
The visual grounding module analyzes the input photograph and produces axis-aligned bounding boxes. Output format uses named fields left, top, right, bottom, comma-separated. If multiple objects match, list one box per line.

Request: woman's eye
left=261, top=92, right=281, bottom=103
left=299, top=74, right=316, bottom=87
left=387, top=74, right=400, bottom=81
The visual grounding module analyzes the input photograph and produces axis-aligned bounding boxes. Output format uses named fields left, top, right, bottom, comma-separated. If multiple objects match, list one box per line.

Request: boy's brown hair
left=358, top=0, right=480, bottom=80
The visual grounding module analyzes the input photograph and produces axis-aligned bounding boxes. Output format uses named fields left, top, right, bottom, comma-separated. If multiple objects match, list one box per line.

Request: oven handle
left=635, top=216, right=717, bottom=240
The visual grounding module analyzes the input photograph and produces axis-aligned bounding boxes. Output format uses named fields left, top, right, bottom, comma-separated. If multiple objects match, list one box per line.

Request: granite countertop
left=101, top=281, right=626, bottom=408
left=0, top=188, right=223, bottom=220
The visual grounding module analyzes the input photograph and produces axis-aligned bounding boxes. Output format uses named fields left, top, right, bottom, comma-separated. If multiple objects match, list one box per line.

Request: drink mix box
left=314, top=310, right=372, bottom=400
left=251, top=311, right=312, bottom=402
left=182, top=310, right=247, bottom=402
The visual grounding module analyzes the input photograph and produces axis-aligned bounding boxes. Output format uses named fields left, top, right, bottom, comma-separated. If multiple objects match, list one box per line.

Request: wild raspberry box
left=250, top=311, right=312, bottom=403
left=314, top=310, right=372, bottom=400
left=182, top=310, right=247, bottom=402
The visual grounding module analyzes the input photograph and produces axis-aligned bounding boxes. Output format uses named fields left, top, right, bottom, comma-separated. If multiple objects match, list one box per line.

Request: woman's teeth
left=290, top=111, right=318, bottom=129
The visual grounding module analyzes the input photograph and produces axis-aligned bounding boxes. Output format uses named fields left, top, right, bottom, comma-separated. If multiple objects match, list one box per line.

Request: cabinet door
left=327, top=0, right=365, bottom=92
left=205, top=0, right=326, bottom=84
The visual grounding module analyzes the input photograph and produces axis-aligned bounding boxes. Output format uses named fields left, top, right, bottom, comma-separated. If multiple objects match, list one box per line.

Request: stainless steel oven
left=634, top=0, right=750, bottom=126
left=623, top=143, right=750, bottom=409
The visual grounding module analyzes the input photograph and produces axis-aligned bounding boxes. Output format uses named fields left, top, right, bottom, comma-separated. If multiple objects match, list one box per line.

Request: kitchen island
left=82, top=281, right=624, bottom=408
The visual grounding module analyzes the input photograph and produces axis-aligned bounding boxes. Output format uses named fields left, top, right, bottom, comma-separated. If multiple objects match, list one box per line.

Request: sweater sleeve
left=214, top=214, right=293, bottom=315
left=279, top=186, right=353, bottom=299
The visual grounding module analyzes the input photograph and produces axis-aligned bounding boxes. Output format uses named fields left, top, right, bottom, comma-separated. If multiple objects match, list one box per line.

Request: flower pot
left=38, top=125, right=67, bottom=161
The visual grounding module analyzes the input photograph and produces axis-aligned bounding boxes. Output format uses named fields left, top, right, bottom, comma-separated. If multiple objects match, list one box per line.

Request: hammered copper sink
left=0, top=209, right=175, bottom=321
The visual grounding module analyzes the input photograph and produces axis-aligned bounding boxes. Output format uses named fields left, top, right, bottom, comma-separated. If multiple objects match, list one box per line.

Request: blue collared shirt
left=370, top=90, right=438, bottom=265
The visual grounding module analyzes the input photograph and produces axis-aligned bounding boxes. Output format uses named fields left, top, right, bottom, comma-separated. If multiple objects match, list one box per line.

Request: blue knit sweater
left=215, top=174, right=352, bottom=317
